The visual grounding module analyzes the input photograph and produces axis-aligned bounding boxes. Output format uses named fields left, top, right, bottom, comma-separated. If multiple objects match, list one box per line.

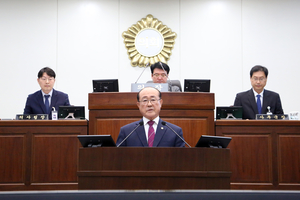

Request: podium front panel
left=78, top=147, right=231, bottom=190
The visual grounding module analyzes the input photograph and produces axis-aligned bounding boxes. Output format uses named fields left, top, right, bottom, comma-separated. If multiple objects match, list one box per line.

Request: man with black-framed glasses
left=150, top=62, right=181, bottom=92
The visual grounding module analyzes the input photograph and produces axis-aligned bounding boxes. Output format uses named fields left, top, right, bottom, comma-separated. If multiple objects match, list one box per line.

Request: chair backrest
left=146, top=80, right=182, bottom=92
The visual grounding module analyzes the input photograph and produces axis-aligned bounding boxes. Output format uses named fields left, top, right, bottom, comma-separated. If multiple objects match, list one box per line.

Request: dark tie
left=256, top=94, right=262, bottom=114
left=44, top=95, right=50, bottom=114
left=148, top=121, right=155, bottom=147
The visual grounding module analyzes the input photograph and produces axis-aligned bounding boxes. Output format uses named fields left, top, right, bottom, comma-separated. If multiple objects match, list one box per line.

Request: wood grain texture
left=215, top=120, right=300, bottom=190
left=0, top=120, right=88, bottom=191
left=78, top=147, right=231, bottom=190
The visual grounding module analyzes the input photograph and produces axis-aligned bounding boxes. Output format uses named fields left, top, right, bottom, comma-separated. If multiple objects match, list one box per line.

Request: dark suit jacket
left=116, top=118, right=185, bottom=147
left=24, top=89, right=70, bottom=119
left=234, top=89, right=283, bottom=119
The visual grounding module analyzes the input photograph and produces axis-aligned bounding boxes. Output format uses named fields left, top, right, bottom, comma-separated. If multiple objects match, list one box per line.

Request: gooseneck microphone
left=117, top=121, right=144, bottom=147
left=135, top=63, right=150, bottom=84
left=161, top=121, right=191, bottom=148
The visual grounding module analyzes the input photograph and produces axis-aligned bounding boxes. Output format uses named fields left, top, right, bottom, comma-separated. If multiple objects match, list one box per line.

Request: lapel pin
left=161, top=127, right=164, bottom=130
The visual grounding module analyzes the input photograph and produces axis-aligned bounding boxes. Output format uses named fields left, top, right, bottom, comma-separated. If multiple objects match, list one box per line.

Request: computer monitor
left=93, top=79, right=119, bottom=92
left=216, top=106, right=243, bottom=119
left=184, top=79, right=210, bottom=92
left=77, top=135, right=116, bottom=147
left=58, top=106, right=85, bottom=119
left=195, top=135, right=232, bottom=148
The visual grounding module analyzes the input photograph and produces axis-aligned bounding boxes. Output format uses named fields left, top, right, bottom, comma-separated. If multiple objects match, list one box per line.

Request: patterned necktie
left=44, top=95, right=50, bottom=114
left=148, top=121, right=155, bottom=147
left=256, top=94, right=262, bottom=114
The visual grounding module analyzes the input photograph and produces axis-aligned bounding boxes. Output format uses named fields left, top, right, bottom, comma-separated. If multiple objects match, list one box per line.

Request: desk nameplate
left=255, top=114, right=289, bottom=120
left=16, top=114, right=48, bottom=120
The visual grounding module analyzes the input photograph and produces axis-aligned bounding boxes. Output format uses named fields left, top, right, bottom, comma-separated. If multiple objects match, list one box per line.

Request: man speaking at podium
left=234, top=65, right=283, bottom=119
left=116, top=87, right=185, bottom=147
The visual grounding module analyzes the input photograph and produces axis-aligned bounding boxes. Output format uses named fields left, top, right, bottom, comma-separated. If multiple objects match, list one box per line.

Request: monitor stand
left=226, top=113, right=237, bottom=119
left=65, top=112, right=75, bottom=119
left=209, top=144, right=223, bottom=148
left=87, top=143, right=103, bottom=148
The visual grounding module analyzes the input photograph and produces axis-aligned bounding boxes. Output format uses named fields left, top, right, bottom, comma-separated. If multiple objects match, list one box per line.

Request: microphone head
left=161, top=121, right=166, bottom=125
left=139, top=121, right=144, bottom=125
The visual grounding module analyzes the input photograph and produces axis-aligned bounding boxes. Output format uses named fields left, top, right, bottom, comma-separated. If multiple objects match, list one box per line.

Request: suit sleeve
left=64, top=94, right=70, bottom=106
left=274, top=94, right=284, bottom=114
left=23, top=95, right=32, bottom=114
left=233, top=93, right=241, bottom=106
left=175, top=128, right=185, bottom=147
left=116, top=127, right=126, bottom=146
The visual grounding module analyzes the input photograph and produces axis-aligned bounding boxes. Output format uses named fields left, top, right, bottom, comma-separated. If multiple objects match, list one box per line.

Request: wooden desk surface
left=215, top=119, right=300, bottom=126
left=0, top=119, right=88, bottom=126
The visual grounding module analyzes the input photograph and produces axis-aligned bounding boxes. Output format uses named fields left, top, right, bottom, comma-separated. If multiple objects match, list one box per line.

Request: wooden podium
left=88, top=92, right=215, bottom=147
left=78, top=147, right=231, bottom=190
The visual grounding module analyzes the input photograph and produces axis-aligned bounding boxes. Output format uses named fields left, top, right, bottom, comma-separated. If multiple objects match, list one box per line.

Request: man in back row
left=150, top=62, right=181, bottom=92
left=24, top=67, right=70, bottom=119
left=234, top=65, right=283, bottom=119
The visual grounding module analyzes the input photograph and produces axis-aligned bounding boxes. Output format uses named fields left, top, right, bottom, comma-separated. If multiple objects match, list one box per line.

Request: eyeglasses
left=40, top=77, right=55, bottom=82
left=153, top=73, right=167, bottom=78
left=252, top=77, right=266, bottom=82
left=139, top=98, right=161, bottom=105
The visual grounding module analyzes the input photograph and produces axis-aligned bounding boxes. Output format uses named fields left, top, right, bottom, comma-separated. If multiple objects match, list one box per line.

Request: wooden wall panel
left=32, top=135, right=79, bottom=183
left=0, top=134, right=25, bottom=184
left=0, top=120, right=88, bottom=191
left=227, top=134, right=272, bottom=183
left=278, top=134, right=300, bottom=185
left=216, top=120, right=300, bottom=190
left=96, top=118, right=140, bottom=142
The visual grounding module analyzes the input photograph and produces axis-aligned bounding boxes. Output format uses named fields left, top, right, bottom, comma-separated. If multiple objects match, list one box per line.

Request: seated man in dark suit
left=116, top=87, right=185, bottom=147
left=23, top=67, right=70, bottom=119
left=150, top=62, right=181, bottom=92
left=234, top=65, right=283, bottom=119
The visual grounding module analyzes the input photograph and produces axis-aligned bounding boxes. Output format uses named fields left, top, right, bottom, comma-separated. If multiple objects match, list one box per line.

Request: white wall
left=0, top=0, right=299, bottom=119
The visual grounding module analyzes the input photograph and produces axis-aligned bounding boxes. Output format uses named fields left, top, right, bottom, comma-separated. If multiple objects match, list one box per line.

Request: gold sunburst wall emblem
left=122, top=14, right=177, bottom=67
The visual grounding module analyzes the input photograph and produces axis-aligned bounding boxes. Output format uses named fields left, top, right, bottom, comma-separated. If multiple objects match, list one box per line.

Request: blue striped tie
left=44, top=95, right=50, bottom=114
left=256, top=94, right=262, bottom=114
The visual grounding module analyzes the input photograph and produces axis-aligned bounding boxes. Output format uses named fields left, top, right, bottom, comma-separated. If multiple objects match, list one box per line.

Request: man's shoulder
left=161, top=120, right=182, bottom=130
left=27, top=90, right=41, bottom=98
left=236, top=89, right=252, bottom=97
left=121, top=120, right=142, bottom=129
left=53, top=89, right=68, bottom=96
left=264, top=89, right=280, bottom=96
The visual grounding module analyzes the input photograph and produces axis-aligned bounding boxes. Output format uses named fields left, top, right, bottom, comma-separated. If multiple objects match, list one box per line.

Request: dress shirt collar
left=143, top=116, right=160, bottom=126
left=252, top=88, right=264, bottom=98
left=41, top=89, right=53, bottom=97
